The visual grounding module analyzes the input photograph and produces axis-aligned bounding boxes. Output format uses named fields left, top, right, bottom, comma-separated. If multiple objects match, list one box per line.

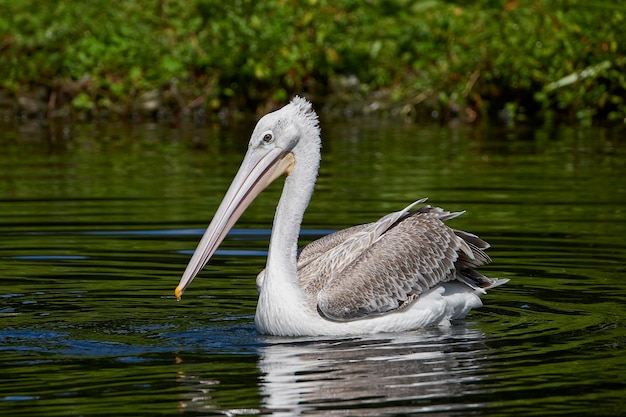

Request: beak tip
left=175, top=285, right=183, bottom=301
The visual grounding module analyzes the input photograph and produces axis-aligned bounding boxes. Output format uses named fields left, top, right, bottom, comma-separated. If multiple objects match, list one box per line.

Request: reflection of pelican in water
left=258, top=327, right=488, bottom=415
left=173, top=326, right=490, bottom=415
left=175, top=97, right=507, bottom=336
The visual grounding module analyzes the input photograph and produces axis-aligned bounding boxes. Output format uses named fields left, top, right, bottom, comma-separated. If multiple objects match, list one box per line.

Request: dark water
left=1, top=117, right=625, bottom=416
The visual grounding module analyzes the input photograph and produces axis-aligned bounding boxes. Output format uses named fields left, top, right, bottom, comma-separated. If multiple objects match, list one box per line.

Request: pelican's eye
left=262, top=131, right=274, bottom=144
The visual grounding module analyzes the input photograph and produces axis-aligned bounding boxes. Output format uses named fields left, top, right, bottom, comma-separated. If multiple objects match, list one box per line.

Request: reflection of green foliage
left=0, top=0, right=624, bottom=123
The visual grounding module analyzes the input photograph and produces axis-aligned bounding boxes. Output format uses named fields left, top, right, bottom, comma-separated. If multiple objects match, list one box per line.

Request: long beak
left=175, top=147, right=295, bottom=299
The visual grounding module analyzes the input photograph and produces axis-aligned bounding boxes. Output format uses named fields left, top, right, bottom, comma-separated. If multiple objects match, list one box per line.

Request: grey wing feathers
left=309, top=205, right=495, bottom=322
left=297, top=199, right=425, bottom=270
left=296, top=223, right=372, bottom=269
left=297, top=201, right=425, bottom=297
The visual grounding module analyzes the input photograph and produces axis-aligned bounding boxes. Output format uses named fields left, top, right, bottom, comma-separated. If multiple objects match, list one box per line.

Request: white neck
left=265, top=146, right=319, bottom=290
left=255, top=133, right=321, bottom=335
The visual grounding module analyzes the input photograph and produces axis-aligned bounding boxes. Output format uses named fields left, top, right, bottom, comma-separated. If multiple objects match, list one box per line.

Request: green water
left=1, top=118, right=625, bottom=415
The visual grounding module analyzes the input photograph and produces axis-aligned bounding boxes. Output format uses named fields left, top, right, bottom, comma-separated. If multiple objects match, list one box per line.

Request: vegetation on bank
left=0, top=0, right=624, bottom=124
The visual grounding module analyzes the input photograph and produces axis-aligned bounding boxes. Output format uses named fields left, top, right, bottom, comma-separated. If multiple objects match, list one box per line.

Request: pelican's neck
left=264, top=141, right=320, bottom=292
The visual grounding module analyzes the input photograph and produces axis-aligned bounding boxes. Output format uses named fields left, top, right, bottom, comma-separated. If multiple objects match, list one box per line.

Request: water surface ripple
left=1, top=120, right=625, bottom=415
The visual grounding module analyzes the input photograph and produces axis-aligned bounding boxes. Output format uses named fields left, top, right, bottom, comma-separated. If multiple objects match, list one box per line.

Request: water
left=1, top=118, right=625, bottom=415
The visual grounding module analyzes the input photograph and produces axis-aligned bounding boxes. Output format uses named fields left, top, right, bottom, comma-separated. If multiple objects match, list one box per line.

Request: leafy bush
left=0, top=0, right=623, bottom=123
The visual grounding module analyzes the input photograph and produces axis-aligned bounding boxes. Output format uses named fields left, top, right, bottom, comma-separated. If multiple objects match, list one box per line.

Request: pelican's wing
left=296, top=223, right=372, bottom=269
left=306, top=205, right=495, bottom=322
left=297, top=200, right=426, bottom=297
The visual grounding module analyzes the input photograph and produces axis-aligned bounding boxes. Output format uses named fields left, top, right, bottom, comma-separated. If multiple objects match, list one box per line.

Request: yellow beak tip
left=174, top=286, right=183, bottom=301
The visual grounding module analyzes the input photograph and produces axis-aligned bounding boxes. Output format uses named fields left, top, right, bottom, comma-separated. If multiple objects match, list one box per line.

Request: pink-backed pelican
left=175, top=96, right=507, bottom=336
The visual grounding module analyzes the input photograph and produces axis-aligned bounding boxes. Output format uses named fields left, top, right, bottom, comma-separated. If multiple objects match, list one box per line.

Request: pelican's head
left=249, top=96, right=320, bottom=158
left=175, top=96, right=321, bottom=299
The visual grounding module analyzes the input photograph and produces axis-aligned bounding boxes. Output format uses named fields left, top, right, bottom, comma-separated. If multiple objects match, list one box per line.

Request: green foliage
left=0, top=0, right=624, bottom=123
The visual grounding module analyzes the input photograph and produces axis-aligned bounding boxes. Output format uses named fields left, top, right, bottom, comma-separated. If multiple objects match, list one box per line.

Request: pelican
left=175, top=96, right=507, bottom=336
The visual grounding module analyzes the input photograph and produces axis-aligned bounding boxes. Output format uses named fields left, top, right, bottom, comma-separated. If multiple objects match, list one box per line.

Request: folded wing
left=296, top=203, right=496, bottom=322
